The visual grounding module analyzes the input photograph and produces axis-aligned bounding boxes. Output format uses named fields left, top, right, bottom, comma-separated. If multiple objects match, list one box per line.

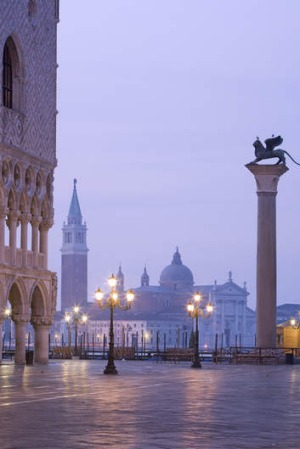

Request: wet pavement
left=0, top=359, right=299, bottom=449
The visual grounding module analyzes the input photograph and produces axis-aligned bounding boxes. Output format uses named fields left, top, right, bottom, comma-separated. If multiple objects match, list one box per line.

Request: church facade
left=126, top=249, right=256, bottom=349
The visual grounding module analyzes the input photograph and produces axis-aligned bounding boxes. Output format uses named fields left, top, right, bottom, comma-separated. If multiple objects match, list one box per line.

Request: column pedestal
left=246, top=164, right=288, bottom=348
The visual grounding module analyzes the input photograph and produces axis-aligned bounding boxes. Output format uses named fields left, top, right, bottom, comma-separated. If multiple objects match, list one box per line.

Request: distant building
left=128, top=248, right=256, bottom=348
left=65, top=248, right=256, bottom=350
left=60, top=179, right=88, bottom=311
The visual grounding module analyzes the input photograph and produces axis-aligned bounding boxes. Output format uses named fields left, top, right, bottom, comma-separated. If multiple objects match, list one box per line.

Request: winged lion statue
left=250, top=135, right=300, bottom=166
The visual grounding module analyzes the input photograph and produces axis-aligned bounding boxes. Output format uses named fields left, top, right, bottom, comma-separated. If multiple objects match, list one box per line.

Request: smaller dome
left=159, top=248, right=194, bottom=290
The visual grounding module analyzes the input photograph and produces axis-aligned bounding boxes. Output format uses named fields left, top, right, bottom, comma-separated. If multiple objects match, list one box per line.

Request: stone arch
left=13, top=161, right=22, bottom=192
left=19, top=191, right=29, bottom=214
left=35, top=170, right=45, bottom=200
left=1, top=158, right=13, bottom=189
left=30, top=195, right=39, bottom=216
left=41, top=197, right=51, bottom=220
left=2, top=35, right=24, bottom=112
left=7, top=188, right=17, bottom=210
left=7, top=278, right=27, bottom=316
left=30, top=282, right=47, bottom=317
left=25, top=166, right=35, bottom=197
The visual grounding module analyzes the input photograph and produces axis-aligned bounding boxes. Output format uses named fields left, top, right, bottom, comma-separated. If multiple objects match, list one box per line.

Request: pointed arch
left=2, top=36, right=24, bottom=111
left=30, top=195, right=39, bottom=216
left=41, top=197, right=50, bottom=220
left=19, top=191, right=29, bottom=214
left=30, top=282, right=47, bottom=316
left=25, top=166, right=35, bottom=197
left=7, top=278, right=27, bottom=315
left=7, top=189, right=17, bottom=210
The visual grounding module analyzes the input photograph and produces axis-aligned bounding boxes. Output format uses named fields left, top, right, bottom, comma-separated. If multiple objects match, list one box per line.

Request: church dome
left=159, top=248, right=194, bottom=290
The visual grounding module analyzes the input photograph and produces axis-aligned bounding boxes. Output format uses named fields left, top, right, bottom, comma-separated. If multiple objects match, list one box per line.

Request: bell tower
left=61, top=179, right=89, bottom=311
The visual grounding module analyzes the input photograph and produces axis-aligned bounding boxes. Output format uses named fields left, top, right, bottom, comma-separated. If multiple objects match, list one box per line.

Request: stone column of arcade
left=32, top=318, right=52, bottom=363
left=0, top=318, right=3, bottom=364
left=20, top=213, right=29, bottom=266
left=13, top=315, right=29, bottom=364
left=31, top=215, right=41, bottom=268
left=0, top=207, right=8, bottom=263
left=7, top=210, right=19, bottom=266
left=39, top=219, right=53, bottom=270
left=246, top=164, right=288, bottom=348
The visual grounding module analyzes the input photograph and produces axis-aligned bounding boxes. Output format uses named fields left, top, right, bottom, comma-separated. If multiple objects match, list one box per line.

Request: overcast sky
left=51, top=0, right=300, bottom=310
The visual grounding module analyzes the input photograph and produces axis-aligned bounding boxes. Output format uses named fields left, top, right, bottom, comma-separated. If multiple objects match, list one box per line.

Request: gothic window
left=2, top=37, right=23, bottom=112
left=2, top=42, right=12, bottom=108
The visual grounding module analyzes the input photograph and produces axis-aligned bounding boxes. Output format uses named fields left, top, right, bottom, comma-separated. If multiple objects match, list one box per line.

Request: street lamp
left=290, top=317, right=300, bottom=329
left=187, top=292, right=213, bottom=368
left=95, top=274, right=135, bottom=375
left=3, top=307, right=12, bottom=350
left=65, top=306, right=88, bottom=356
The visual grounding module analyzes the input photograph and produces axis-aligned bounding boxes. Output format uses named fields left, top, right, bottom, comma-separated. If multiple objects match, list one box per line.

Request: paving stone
left=0, top=360, right=299, bottom=448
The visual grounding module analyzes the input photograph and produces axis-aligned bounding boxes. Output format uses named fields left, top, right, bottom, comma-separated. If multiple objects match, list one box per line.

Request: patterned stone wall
left=0, top=0, right=58, bottom=164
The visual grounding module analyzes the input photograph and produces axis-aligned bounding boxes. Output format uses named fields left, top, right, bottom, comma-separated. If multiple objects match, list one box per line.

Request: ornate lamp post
left=95, top=274, right=135, bottom=375
left=187, top=292, right=213, bottom=368
left=65, top=306, right=88, bottom=356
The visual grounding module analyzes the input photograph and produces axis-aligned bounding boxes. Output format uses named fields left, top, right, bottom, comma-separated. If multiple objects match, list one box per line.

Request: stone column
left=39, top=219, right=53, bottom=270
left=13, top=315, right=29, bottom=365
left=31, top=215, right=41, bottom=268
left=7, top=210, right=19, bottom=265
left=19, top=213, right=29, bottom=267
left=246, top=164, right=288, bottom=348
left=0, top=207, right=8, bottom=263
left=32, top=317, right=52, bottom=363
left=0, top=319, right=3, bottom=364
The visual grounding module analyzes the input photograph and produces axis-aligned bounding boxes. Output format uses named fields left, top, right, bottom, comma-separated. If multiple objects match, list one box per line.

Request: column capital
left=12, top=313, right=30, bottom=325
left=6, top=209, right=19, bottom=227
left=31, top=215, right=42, bottom=227
left=31, top=315, right=53, bottom=327
left=245, top=163, right=289, bottom=193
left=19, top=212, right=31, bottom=225
left=39, top=218, right=54, bottom=230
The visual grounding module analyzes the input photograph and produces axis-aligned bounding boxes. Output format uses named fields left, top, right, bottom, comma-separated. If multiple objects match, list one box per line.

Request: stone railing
left=3, top=247, right=45, bottom=269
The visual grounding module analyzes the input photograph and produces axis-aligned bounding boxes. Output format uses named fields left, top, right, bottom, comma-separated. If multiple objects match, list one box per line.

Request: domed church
left=159, top=247, right=194, bottom=291
left=126, top=248, right=256, bottom=348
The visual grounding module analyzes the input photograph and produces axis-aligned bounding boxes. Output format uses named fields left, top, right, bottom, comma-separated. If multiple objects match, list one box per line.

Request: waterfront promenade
left=0, top=360, right=299, bottom=449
